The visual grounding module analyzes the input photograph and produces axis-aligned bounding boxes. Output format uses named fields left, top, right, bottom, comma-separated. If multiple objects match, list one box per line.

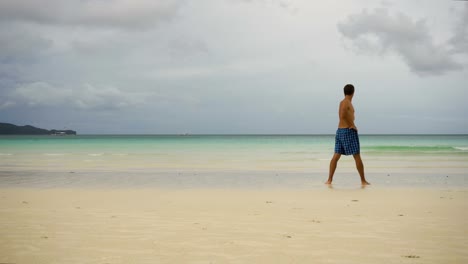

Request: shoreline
left=0, top=170, right=466, bottom=190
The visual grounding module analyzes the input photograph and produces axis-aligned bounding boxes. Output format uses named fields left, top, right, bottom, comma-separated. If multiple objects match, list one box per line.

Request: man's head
left=344, top=84, right=355, bottom=96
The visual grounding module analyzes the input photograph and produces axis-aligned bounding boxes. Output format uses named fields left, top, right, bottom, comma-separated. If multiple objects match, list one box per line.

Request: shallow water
left=1, top=134, right=467, bottom=188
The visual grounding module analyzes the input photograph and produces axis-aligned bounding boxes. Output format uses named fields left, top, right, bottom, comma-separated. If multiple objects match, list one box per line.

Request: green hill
left=0, top=123, right=76, bottom=135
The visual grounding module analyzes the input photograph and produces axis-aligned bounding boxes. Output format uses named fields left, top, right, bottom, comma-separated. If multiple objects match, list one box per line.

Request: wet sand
left=0, top=187, right=467, bottom=263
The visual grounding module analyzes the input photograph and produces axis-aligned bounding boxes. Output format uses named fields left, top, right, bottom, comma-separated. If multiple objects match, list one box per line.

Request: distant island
left=0, top=123, right=77, bottom=135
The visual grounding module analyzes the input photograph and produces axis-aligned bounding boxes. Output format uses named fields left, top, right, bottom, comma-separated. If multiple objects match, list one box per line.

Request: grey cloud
left=142, top=57, right=292, bottom=81
left=231, top=0, right=297, bottom=13
left=449, top=3, right=468, bottom=54
left=0, top=0, right=465, bottom=134
left=0, top=100, right=15, bottom=110
left=337, top=8, right=464, bottom=76
left=6, top=82, right=144, bottom=111
left=168, top=37, right=210, bottom=60
left=0, top=0, right=185, bottom=30
left=0, top=27, right=52, bottom=62
left=0, top=25, right=52, bottom=86
left=73, top=84, right=137, bottom=110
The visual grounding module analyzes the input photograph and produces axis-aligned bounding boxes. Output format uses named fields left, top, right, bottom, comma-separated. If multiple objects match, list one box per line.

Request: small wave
left=0, top=153, right=13, bottom=156
left=365, top=146, right=455, bottom=152
left=44, top=153, right=66, bottom=156
left=111, top=153, right=128, bottom=156
left=88, top=153, right=104, bottom=156
left=454, top=147, right=468, bottom=151
left=280, top=151, right=314, bottom=155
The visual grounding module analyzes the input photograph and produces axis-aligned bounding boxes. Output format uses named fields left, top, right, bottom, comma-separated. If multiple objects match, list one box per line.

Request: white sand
left=0, top=187, right=467, bottom=264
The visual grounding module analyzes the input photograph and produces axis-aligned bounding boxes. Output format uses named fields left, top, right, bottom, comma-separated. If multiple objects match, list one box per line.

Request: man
left=325, top=84, right=370, bottom=186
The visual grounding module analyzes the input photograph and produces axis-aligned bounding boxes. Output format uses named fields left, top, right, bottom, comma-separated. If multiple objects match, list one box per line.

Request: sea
left=0, top=134, right=467, bottom=189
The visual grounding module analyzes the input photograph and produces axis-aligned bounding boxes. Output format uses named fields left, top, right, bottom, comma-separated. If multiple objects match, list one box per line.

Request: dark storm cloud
left=337, top=8, right=465, bottom=76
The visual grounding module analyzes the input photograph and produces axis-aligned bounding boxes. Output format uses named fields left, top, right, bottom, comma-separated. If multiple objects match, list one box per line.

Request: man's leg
left=326, top=153, right=341, bottom=184
left=353, top=154, right=370, bottom=185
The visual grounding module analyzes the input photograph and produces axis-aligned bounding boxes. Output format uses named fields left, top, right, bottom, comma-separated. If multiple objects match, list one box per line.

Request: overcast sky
left=1, top=0, right=467, bottom=134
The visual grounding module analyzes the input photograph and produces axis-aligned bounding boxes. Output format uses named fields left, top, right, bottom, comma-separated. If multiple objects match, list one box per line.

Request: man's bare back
left=338, top=98, right=356, bottom=130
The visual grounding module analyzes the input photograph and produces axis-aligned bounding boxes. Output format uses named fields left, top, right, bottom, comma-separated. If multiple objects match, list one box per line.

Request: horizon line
left=51, top=133, right=468, bottom=136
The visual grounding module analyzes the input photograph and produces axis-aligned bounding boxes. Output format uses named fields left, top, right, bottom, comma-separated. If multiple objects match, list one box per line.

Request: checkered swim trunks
left=334, top=128, right=360, bottom=155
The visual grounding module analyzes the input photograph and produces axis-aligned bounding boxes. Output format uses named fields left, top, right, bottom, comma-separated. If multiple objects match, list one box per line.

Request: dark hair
left=343, top=84, right=355, bottom=95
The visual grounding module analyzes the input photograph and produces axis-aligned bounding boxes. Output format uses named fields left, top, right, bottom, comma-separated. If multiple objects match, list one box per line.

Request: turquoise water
left=1, top=135, right=467, bottom=188
left=1, top=134, right=467, bottom=151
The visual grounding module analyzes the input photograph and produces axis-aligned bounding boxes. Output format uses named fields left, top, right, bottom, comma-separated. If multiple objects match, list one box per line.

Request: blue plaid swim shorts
left=334, top=128, right=360, bottom=155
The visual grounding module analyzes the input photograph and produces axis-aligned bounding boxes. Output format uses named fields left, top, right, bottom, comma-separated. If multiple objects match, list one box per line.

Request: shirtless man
left=325, top=84, right=370, bottom=185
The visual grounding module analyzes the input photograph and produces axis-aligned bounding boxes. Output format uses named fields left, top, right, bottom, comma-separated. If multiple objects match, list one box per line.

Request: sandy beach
left=0, top=187, right=466, bottom=264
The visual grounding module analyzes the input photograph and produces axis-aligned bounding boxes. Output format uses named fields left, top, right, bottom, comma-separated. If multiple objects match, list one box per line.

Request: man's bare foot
left=325, top=180, right=333, bottom=185
left=361, top=181, right=370, bottom=186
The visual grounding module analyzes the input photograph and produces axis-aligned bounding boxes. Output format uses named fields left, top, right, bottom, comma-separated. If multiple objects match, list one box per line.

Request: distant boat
left=50, top=129, right=77, bottom=136
left=51, top=131, right=67, bottom=136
